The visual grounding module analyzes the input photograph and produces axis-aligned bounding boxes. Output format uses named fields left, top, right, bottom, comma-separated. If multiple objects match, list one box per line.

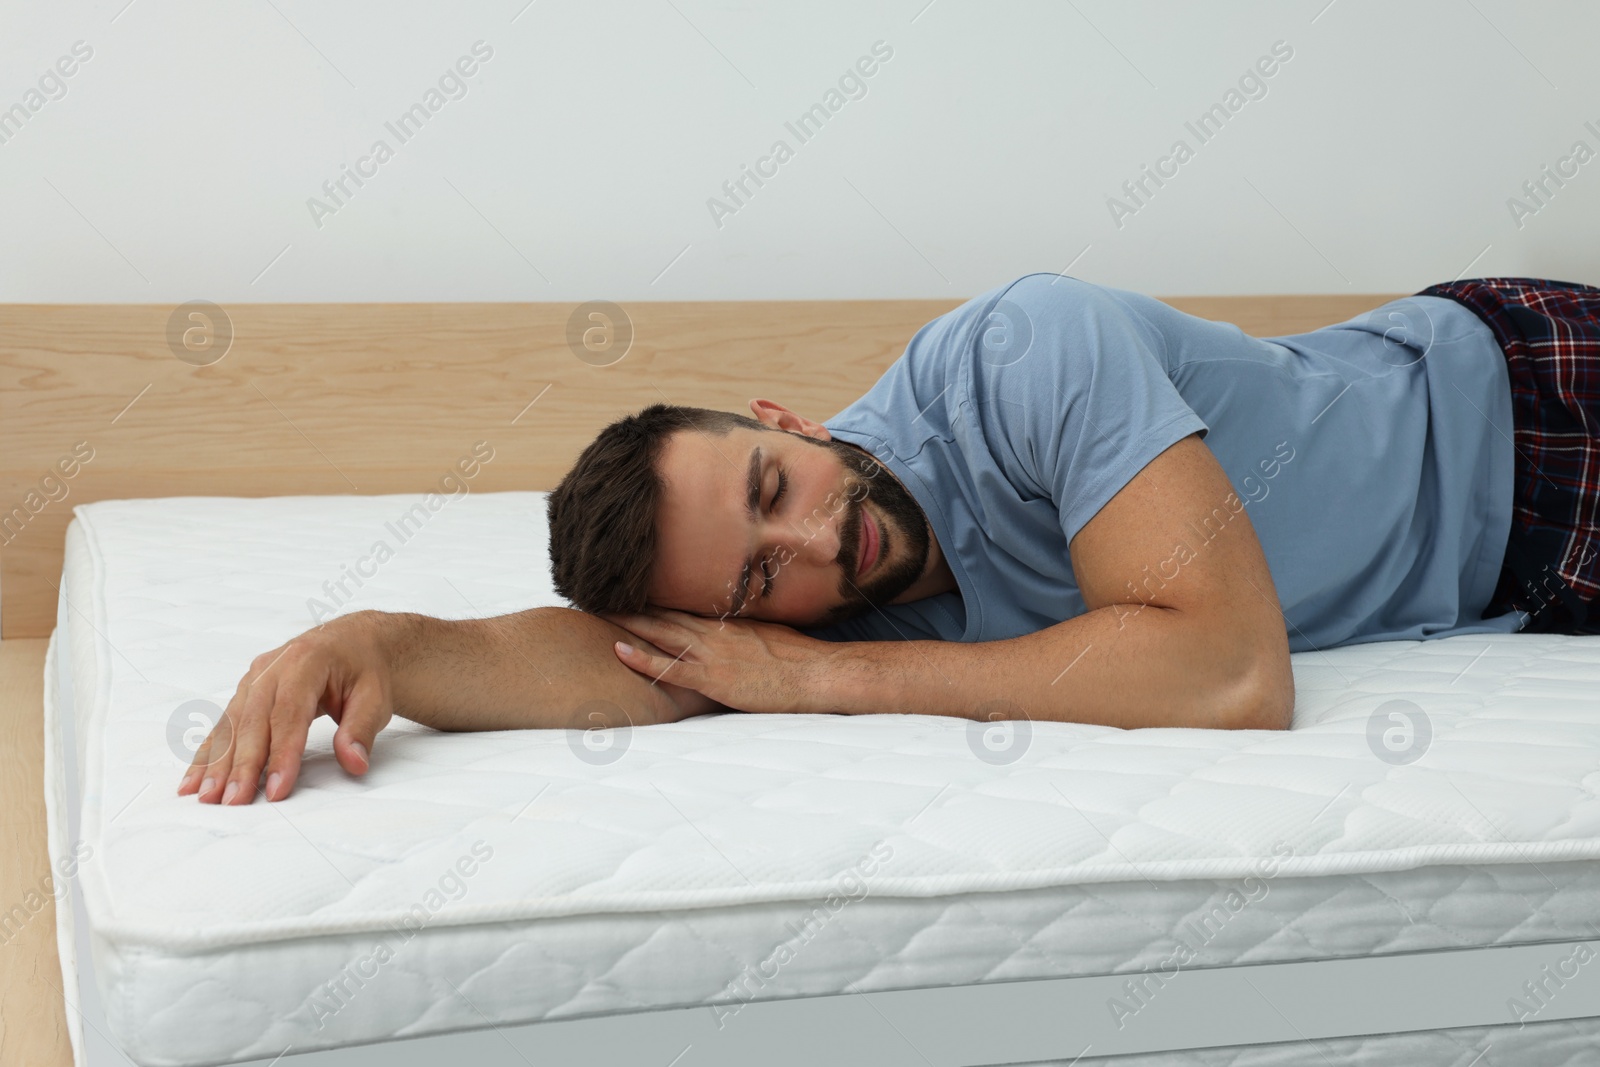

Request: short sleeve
left=965, top=275, right=1209, bottom=546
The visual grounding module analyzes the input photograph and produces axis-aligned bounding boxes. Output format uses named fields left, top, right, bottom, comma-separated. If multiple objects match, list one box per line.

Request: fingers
left=178, top=702, right=238, bottom=800
left=186, top=644, right=318, bottom=805
left=601, top=612, right=691, bottom=651
left=261, top=694, right=315, bottom=802
left=177, top=718, right=215, bottom=795
left=331, top=672, right=392, bottom=779
left=613, top=638, right=694, bottom=687
left=178, top=615, right=402, bottom=805
left=219, top=663, right=305, bottom=805
left=179, top=643, right=289, bottom=800
left=179, top=672, right=252, bottom=801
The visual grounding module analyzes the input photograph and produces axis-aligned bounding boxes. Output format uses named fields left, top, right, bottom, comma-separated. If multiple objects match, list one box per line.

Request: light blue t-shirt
left=803, top=273, right=1526, bottom=653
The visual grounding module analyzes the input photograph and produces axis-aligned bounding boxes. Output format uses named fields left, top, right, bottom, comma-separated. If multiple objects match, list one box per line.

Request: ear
left=749, top=398, right=832, bottom=441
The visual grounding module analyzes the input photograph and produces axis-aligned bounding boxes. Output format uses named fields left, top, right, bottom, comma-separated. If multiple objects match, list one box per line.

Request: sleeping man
left=179, top=273, right=1600, bottom=805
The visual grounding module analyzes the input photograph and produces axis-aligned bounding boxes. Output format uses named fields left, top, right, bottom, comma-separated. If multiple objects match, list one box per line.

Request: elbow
left=1225, top=659, right=1295, bottom=731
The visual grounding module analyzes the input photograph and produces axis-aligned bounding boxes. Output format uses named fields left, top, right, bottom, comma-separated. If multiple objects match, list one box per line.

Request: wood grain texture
left=0, top=293, right=1400, bottom=638
left=0, top=637, right=71, bottom=1067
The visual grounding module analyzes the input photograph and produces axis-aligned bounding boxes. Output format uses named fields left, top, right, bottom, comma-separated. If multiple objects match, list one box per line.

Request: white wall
left=2, top=0, right=1596, bottom=302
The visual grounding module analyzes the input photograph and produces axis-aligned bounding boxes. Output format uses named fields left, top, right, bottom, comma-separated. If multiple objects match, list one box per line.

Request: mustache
left=838, top=496, right=863, bottom=583
left=831, top=444, right=888, bottom=580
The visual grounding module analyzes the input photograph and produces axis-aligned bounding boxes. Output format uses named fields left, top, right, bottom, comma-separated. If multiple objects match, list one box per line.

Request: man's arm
left=178, top=607, right=720, bottom=805
left=836, top=432, right=1294, bottom=729
left=609, top=434, right=1296, bottom=730
left=382, top=608, right=720, bottom=731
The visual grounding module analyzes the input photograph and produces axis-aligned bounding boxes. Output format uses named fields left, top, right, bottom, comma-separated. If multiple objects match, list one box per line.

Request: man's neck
left=892, top=537, right=958, bottom=604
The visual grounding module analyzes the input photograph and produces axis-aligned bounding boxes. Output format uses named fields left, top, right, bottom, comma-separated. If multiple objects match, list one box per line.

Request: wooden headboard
left=0, top=293, right=1398, bottom=638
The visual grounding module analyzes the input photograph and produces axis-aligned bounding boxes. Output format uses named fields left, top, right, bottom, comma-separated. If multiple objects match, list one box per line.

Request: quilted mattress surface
left=53, top=493, right=1600, bottom=1065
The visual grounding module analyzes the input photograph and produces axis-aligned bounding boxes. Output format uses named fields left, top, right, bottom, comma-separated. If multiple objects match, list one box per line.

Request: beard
left=800, top=435, right=932, bottom=629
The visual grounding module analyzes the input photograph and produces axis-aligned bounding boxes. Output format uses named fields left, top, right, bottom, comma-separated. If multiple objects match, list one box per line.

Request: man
left=179, top=274, right=1600, bottom=806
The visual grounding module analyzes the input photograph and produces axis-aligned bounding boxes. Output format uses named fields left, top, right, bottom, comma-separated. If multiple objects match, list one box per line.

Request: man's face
left=648, top=424, right=931, bottom=629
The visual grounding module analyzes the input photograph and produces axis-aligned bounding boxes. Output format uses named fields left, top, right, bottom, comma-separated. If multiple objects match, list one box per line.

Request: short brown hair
left=548, top=403, right=766, bottom=614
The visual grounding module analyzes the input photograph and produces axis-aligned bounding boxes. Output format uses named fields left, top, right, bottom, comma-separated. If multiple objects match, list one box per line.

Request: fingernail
left=200, top=777, right=215, bottom=798
left=266, top=772, right=282, bottom=800
left=616, top=641, right=634, bottom=656
left=351, top=741, right=368, bottom=767
left=222, top=781, right=239, bottom=805
left=178, top=772, right=196, bottom=793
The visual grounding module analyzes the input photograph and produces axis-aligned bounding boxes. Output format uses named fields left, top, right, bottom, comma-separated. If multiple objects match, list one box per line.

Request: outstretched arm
left=178, top=606, right=721, bottom=805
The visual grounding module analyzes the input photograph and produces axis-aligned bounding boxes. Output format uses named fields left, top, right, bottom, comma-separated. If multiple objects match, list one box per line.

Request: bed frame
left=0, top=291, right=1411, bottom=1065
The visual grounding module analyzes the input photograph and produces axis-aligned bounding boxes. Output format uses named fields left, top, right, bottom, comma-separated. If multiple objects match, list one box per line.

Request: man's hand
left=177, top=611, right=395, bottom=806
left=177, top=607, right=719, bottom=806
left=603, top=609, right=835, bottom=714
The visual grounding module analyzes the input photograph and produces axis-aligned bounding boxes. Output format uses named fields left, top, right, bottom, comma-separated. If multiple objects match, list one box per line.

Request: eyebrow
left=745, top=446, right=762, bottom=519
left=726, top=446, right=763, bottom=618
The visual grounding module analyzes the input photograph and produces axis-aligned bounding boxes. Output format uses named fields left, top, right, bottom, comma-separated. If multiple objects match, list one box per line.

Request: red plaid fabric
left=1416, top=277, right=1600, bottom=634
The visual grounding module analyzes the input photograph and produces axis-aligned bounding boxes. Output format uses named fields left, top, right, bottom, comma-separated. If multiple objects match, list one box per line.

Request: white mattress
left=45, top=492, right=1600, bottom=1066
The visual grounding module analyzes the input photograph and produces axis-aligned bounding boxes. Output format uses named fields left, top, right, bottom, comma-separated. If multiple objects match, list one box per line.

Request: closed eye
left=760, top=467, right=788, bottom=600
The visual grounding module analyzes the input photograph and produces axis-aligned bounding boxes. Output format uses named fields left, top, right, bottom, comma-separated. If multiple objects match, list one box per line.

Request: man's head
left=548, top=399, right=931, bottom=629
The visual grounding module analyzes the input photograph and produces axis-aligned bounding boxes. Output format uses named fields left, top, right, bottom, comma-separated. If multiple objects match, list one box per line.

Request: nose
left=775, top=501, right=845, bottom=568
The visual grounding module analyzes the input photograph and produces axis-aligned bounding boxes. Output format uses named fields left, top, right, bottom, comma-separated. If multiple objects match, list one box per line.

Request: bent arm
left=380, top=606, right=721, bottom=731
left=821, top=602, right=1289, bottom=729
left=815, top=433, right=1294, bottom=728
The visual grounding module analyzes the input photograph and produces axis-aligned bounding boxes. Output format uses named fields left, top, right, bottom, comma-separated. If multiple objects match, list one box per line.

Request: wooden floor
left=1, top=638, right=72, bottom=1066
